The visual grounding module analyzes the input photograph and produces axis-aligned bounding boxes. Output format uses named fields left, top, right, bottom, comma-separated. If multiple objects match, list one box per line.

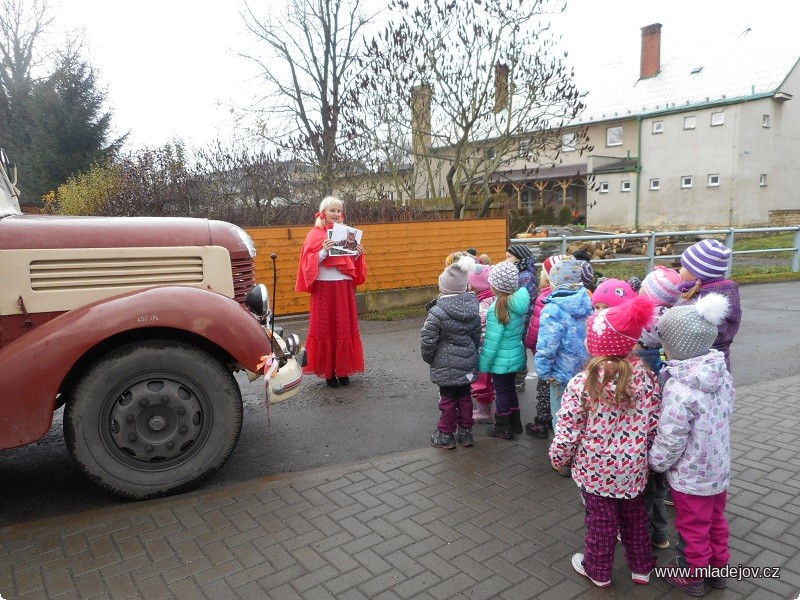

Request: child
left=550, top=295, right=661, bottom=588
left=506, top=244, right=538, bottom=392
left=421, top=256, right=482, bottom=449
left=477, top=261, right=531, bottom=439
left=676, top=239, right=741, bottom=374
left=573, top=249, right=597, bottom=292
left=468, top=264, right=496, bottom=423
left=535, top=258, right=593, bottom=433
left=591, top=278, right=636, bottom=312
left=634, top=264, right=684, bottom=551
left=649, top=293, right=734, bottom=596
left=523, top=254, right=564, bottom=438
left=635, top=265, right=684, bottom=374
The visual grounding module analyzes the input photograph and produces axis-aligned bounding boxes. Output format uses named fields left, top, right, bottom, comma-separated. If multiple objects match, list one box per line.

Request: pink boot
left=473, top=401, right=493, bottom=424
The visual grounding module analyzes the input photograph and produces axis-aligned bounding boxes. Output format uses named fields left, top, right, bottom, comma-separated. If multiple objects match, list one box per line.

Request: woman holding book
left=296, top=196, right=367, bottom=387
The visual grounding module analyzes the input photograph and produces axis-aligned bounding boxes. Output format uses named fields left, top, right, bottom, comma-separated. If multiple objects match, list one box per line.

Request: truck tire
left=64, top=339, right=243, bottom=499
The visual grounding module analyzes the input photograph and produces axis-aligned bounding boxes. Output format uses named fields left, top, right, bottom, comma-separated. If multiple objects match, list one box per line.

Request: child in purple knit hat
left=676, top=239, right=741, bottom=374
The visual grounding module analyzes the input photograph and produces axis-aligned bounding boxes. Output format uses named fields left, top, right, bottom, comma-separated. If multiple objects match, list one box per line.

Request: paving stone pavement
left=2, top=375, right=800, bottom=600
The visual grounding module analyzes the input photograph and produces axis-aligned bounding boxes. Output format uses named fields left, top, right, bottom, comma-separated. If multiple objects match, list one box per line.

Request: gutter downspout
left=635, top=115, right=643, bottom=230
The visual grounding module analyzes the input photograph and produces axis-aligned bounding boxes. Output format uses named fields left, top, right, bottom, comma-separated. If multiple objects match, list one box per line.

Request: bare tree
left=361, top=0, right=590, bottom=218
left=194, top=140, right=310, bottom=226
left=0, top=0, right=52, bottom=156
left=240, top=0, right=375, bottom=196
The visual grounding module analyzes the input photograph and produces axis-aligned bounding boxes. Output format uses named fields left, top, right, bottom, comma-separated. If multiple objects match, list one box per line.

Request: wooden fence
left=247, top=218, right=508, bottom=316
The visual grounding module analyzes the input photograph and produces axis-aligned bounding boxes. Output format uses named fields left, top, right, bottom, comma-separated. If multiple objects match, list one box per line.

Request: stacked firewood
left=567, top=236, right=679, bottom=259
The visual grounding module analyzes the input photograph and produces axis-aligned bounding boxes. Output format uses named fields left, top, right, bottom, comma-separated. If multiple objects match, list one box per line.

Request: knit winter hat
left=507, top=244, right=533, bottom=261
left=578, top=260, right=595, bottom=290
left=439, top=254, right=477, bottom=294
left=586, top=295, right=656, bottom=357
left=548, top=258, right=583, bottom=290
left=658, top=293, right=729, bottom=360
left=488, top=261, right=520, bottom=294
left=592, top=278, right=636, bottom=309
left=467, top=264, right=492, bottom=292
left=640, top=266, right=683, bottom=307
left=542, top=254, right=565, bottom=275
left=680, top=239, right=732, bottom=282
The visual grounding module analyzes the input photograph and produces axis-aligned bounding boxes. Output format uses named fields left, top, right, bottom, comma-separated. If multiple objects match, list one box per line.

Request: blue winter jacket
left=535, top=287, right=593, bottom=385
left=478, top=287, right=531, bottom=375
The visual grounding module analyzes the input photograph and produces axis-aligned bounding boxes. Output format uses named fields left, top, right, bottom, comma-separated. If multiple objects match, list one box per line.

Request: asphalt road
left=1, top=281, right=798, bottom=526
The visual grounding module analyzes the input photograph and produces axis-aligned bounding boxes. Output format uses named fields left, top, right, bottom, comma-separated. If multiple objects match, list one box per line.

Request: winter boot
left=472, top=402, right=493, bottom=424
left=509, top=411, right=523, bottom=434
left=431, top=430, right=456, bottom=449
left=524, top=418, right=550, bottom=439
left=455, top=428, right=474, bottom=447
left=488, top=414, right=514, bottom=440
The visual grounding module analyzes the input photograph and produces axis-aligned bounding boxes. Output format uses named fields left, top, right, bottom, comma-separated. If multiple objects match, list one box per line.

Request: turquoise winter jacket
left=478, top=287, right=531, bottom=375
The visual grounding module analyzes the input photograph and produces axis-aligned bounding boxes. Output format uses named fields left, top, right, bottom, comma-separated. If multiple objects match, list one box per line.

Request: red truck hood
left=0, top=214, right=252, bottom=260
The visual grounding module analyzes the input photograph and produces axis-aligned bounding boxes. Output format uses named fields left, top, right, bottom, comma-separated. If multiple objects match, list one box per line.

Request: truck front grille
left=30, top=256, right=205, bottom=291
left=231, top=257, right=256, bottom=305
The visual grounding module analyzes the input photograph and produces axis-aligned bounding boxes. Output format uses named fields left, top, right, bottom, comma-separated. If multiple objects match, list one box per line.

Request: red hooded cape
left=295, top=224, right=367, bottom=293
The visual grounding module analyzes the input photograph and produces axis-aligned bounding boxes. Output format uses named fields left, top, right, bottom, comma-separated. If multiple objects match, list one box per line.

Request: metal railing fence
left=510, top=226, right=800, bottom=276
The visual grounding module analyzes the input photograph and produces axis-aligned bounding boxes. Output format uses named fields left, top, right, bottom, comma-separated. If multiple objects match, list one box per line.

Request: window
left=711, top=112, right=724, bottom=126
left=606, top=126, right=623, bottom=146
left=562, top=133, right=576, bottom=152
left=684, top=116, right=696, bottom=130
left=652, top=121, right=664, bottom=134
left=599, top=182, right=609, bottom=193
left=707, top=174, right=720, bottom=187
left=649, top=178, right=660, bottom=190
left=762, top=114, right=771, bottom=128
left=681, top=176, right=693, bottom=189
left=519, top=140, right=531, bottom=156
left=621, top=180, right=631, bottom=192
left=760, top=174, right=768, bottom=187
left=486, top=147, right=496, bottom=159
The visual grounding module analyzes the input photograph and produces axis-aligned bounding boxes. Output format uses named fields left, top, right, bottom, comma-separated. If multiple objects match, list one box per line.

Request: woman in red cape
left=296, top=196, right=367, bottom=387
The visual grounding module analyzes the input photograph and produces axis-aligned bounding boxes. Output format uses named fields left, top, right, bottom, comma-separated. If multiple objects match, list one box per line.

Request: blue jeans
left=549, top=382, right=566, bottom=431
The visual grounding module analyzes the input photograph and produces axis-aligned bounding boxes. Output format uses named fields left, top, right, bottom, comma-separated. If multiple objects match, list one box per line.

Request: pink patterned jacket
left=549, top=355, right=661, bottom=498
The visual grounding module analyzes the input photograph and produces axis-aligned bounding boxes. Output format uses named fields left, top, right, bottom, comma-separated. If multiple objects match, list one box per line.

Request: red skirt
left=304, top=279, right=365, bottom=379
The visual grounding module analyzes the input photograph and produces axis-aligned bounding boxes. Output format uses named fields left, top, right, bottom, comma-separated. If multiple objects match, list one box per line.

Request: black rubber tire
left=64, top=339, right=243, bottom=500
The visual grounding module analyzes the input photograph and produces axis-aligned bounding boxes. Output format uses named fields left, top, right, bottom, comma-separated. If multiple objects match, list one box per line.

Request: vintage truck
left=0, top=148, right=303, bottom=499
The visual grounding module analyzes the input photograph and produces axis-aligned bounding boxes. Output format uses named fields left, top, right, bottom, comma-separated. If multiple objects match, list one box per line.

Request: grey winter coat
left=421, top=292, right=482, bottom=387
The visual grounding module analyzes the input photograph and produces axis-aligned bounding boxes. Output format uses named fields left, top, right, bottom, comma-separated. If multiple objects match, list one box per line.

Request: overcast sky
left=53, top=0, right=790, bottom=152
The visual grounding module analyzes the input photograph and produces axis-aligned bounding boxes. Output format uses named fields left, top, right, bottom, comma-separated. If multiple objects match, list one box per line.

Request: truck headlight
left=245, top=284, right=270, bottom=321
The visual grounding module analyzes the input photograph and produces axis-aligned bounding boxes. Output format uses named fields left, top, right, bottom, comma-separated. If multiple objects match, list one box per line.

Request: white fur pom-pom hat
left=657, top=292, right=730, bottom=360
left=439, top=254, right=477, bottom=294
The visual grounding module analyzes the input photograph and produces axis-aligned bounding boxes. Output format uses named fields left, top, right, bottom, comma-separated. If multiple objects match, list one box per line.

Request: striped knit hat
left=542, top=254, right=565, bottom=276
left=640, top=266, right=683, bottom=306
left=680, top=239, right=732, bottom=282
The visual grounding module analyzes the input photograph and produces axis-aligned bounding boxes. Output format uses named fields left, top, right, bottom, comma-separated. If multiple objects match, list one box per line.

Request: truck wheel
left=64, top=339, right=243, bottom=500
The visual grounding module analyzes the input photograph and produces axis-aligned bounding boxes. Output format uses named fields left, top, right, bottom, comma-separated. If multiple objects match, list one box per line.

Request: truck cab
left=0, top=149, right=303, bottom=499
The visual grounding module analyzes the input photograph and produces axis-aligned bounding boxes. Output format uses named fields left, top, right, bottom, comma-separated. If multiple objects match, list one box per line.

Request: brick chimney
left=640, top=23, right=662, bottom=79
left=411, top=83, right=432, bottom=156
left=494, top=63, right=509, bottom=113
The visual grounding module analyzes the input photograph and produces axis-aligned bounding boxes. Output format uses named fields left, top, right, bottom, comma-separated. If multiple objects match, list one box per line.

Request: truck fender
left=0, top=286, right=270, bottom=449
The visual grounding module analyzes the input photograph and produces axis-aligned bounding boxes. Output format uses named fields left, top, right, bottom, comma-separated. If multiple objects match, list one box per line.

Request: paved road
left=1, top=282, right=798, bottom=527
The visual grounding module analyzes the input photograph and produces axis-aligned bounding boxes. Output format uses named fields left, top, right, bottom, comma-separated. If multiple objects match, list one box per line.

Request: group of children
left=420, top=238, right=742, bottom=595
